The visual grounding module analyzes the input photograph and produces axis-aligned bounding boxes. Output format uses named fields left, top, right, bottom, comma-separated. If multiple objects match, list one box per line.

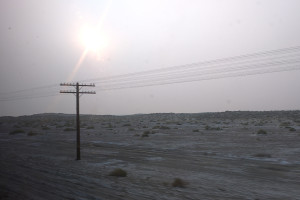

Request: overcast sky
left=1, top=0, right=300, bottom=116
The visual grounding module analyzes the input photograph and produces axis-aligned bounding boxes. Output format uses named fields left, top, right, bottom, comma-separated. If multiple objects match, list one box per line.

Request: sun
left=79, top=25, right=109, bottom=55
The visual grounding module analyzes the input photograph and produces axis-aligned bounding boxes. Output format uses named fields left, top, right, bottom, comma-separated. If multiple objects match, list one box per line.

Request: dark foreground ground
left=0, top=111, right=300, bottom=200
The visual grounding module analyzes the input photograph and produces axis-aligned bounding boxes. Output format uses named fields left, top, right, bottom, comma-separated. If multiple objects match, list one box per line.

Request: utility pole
left=60, top=82, right=95, bottom=160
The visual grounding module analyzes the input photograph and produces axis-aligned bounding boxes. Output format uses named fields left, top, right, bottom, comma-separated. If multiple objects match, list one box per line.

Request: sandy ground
left=0, top=111, right=300, bottom=200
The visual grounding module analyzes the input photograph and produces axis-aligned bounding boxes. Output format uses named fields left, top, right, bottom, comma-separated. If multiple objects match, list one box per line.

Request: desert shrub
left=64, top=122, right=74, bottom=127
left=56, top=124, right=64, bottom=128
left=64, top=128, right=75, bottom=131
left=205, top=125, right=221, bottom=131
left=23, top=122, right=34, bottom=127
left=41, top=126, right=50, bottom=130
left=109, top=168, right=127, bottom=177
left=106, top=123, right=115, bottom=129
left=288, top=127, right=296, bottom=132
left=160, top=126, right=170, bottom=130
left=257, top=129, right=267, bottom=135
left=9, top=129, right=25, bottom=135
left=128, top=128, right=135, bottom=131
left=152, top=125, right=170, bottom=130
left=280, top=122, right=291, bottom=127
left=255, top=121, right=266, bottom=126
left=172, top=178, right=186, bottom=188
left=142, top=131, right=150, bottom=137
left=27, top=131, right=38, bottom=136
left=87, top=126, right=94, bottom=129
left=193, top=129, right=199, bottom=132
left=123, top=123, right=131, bottom=127
left=162, top=182, right=169, bottom=187
left=13, top=124, right=21, bottom=128
left=253, top=153, right=272, bottom=158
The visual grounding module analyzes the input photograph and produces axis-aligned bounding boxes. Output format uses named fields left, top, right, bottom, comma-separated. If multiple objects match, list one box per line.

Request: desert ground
left=0, top=111, right=299, bottom=200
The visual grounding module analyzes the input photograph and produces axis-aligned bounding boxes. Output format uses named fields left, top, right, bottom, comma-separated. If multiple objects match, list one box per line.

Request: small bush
left=64, top=122, right=74, bottom=127
left=109, top=168, right=127, bottom=177
left=160, top=126, right=170, bottom=130
left=280, top=122, right=291, bottom=127
left=205, top=125, right=221, bottom=131
left=42, top=126, right=50, bottom=130
left=142, top=131, right=150, bottom=137
left=64, top=128, right=75, bottom=131
left=253, top=153, right=272, bottom=158
left=162, top=182, right=169, bottom=187
left=56, top=124, right=64, bottom=128
left=123, top=123, right=131, bottom=127
left=152, top=125, right=170, bottom=130
left=289, top=127, right=296, bottom=132
left=193, top=129, right=199, bottom=132
left=172, top=178, right=186, bottom=188
left=106, top=123, right=114, bottom=128
left=257, top=129, right=267, bottom=135
left=9, top=129, right=25, bottom=135
left=27, top=131, right=38, bottom=136
left=87, top=126, right=94, bottom=129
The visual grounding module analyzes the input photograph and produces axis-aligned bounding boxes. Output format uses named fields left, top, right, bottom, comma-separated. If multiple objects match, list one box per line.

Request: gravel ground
left=0, top=111, right=300, bottom=200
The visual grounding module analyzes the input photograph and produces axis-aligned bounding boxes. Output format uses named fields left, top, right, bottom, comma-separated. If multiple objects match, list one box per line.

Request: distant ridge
left=1, top=110, right=299, bottom=120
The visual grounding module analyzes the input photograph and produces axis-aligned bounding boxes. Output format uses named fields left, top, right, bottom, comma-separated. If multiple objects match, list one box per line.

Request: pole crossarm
left=79, top=91, right=96, bottom=94
left=59, top=82, right=95, bottom=160
left=60, top=90, right=96, bottom=94
left=60, top=83, right=95, bottom=87
left=60, top=90, right=76, bottom=94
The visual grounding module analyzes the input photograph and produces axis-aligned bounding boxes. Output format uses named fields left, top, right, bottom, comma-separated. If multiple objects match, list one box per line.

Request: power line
left=80, top=45, right=300, bottom=83
left=95, top=64, right=300, bottom=91
left=93, top=57, right=300, bottom=87
left=0, top=93, right=60, bottom=102
left=1, top=46, right=300, bottom=101
left=2, top=45, right=300, bottom=96
left=0, top=84, right=59, bottom=95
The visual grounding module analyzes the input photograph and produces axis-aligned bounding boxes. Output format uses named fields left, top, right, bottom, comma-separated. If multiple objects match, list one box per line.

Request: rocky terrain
left=0, top=111, right=300, bottom=199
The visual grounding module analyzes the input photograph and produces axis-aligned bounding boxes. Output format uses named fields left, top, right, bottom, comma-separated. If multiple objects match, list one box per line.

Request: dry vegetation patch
left=109, top=168, right=127, bottom=177
left=9, top=129, right=25, bottom=135
left=172, top=178, right=187, bottom=188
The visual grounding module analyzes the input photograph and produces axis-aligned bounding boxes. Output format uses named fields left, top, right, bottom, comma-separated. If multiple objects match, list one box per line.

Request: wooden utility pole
left=60, top=82, right=95, bottom=160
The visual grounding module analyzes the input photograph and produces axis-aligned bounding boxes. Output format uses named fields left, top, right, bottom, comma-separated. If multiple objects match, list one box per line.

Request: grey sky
left=1, top=0, right=300, bottom=116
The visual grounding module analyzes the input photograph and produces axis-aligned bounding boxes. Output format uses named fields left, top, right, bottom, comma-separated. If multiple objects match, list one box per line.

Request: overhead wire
left=94, top=55, right=300, bottom=87
left=1, top=46, right=300, bottom=101
left=80, top=45, right=300, bottom=83
left=0, top=93, right=61, bottom=102
left=92, top=48, right=300, bottom=90
left=95, top=64, right=300, bottom=91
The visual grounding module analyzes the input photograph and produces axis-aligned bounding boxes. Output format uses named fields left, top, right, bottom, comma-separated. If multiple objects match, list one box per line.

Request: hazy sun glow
left=67, top=0, right=112, bottom=82
left=79, top=26, right=109, bottom=55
